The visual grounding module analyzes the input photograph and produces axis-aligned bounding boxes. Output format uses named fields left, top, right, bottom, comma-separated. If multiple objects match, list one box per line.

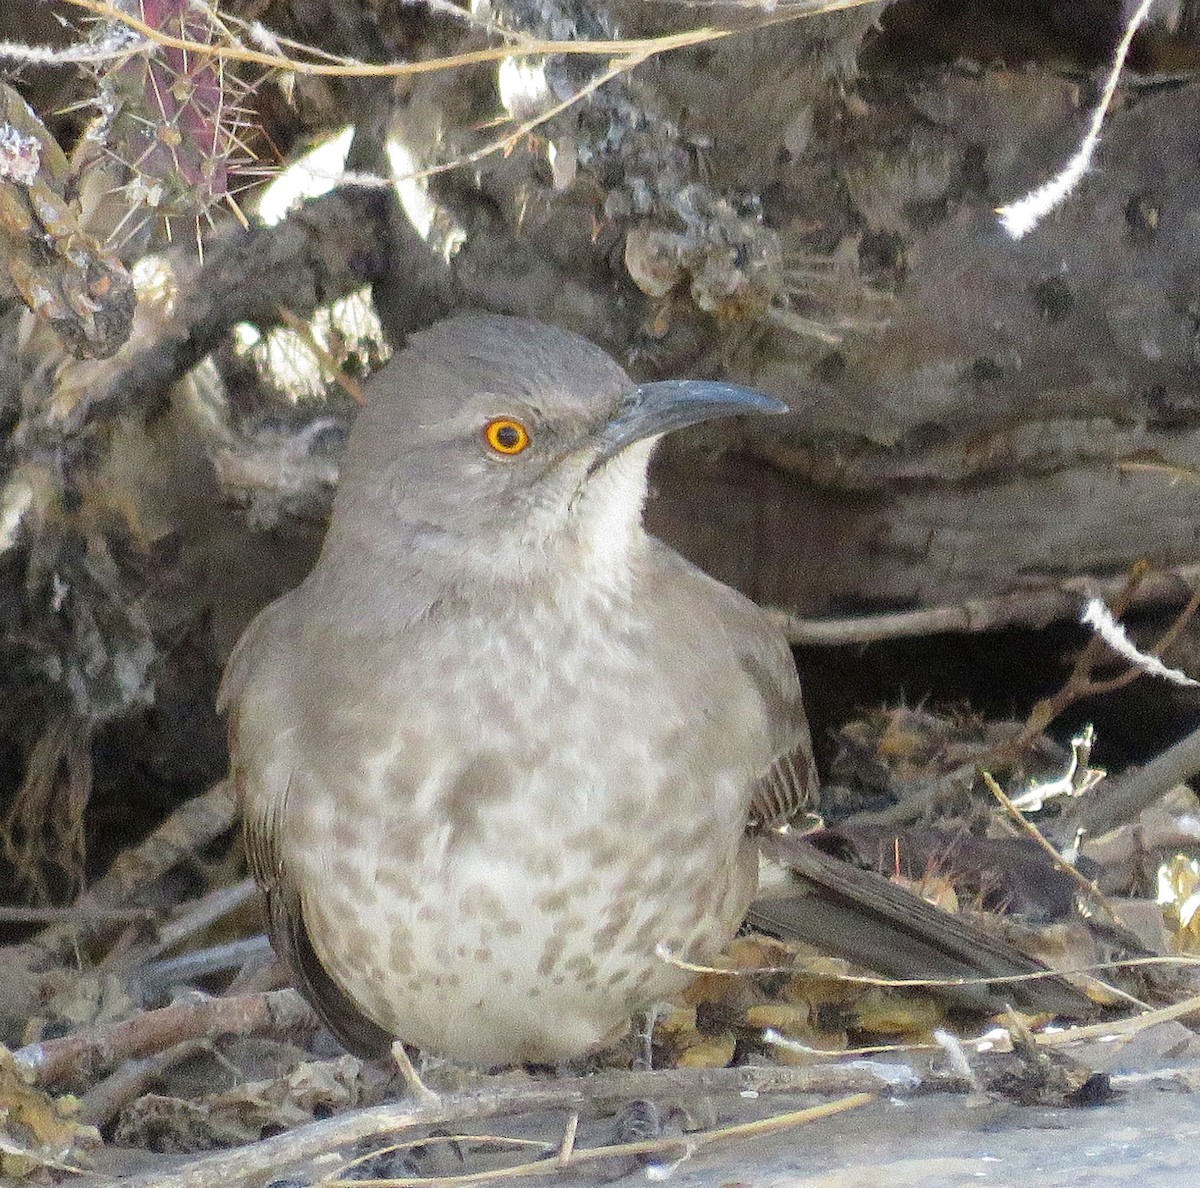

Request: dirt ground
left=60, top=1021, right=1200, bottom=1187
left=76, top=1068, right=1200, bottom=1188
left=638, top=1084, right=1200, bottom=1188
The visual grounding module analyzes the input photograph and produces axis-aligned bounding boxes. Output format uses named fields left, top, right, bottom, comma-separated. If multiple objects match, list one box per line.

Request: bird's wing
left=224, top=607, right=393, bottom=1060
left=750, top=746, right=817, bottom=830
left=646, top=540, right=817, bottom=829
left=250, top=815, right=393, bottom=1059
left=709, top=577, right=817, bottom=827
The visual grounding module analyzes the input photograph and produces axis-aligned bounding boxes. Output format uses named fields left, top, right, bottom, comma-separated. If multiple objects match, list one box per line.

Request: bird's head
left=321, top=314, right=786, bottom=593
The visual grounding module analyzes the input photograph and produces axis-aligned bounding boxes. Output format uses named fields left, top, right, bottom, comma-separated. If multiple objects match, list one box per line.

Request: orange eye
left=484, top=418, right=531, bottom=455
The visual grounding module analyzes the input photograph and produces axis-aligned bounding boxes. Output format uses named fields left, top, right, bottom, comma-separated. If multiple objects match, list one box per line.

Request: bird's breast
left=272, top=592, right=762, bottom=1064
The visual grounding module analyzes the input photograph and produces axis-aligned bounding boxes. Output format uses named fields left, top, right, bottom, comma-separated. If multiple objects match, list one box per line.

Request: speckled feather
left=222, top=315, right=814, bottom=1065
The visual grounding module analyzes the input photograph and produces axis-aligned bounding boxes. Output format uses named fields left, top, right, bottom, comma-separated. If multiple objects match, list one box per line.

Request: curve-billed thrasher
left=222, top=314, right=1089, bottom=1067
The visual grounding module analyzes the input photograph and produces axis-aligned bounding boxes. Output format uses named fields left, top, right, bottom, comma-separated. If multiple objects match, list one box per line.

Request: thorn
left=224, top=191, right=249, bottom=229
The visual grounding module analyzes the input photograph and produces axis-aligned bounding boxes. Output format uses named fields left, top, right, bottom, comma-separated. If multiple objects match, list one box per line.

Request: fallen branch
left=77, top=1038, right=213, bottom=1128
left=328, top=1094, right=875, bottom=1186
left=14, top=988, right=317, bottom=1088
left=79, top=1061, right=953, bottom=1188
left=0, top=780, right=240, bottom=991
left=767, top=563, right=1200, bottom=645
left=50, top=782, right=237, bottom=936
left=1067, top=723, right=1200, bottom=840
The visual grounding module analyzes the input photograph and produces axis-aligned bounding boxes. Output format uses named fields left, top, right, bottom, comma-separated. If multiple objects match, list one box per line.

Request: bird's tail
left=750, top=830, right=1096, bottom=1018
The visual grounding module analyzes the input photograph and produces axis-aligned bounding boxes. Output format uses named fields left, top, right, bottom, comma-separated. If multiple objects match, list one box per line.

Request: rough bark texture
left=655, top=69, right=1200, bottom=615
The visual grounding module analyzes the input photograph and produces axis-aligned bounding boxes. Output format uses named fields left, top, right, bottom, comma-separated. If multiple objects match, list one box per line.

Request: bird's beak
left=590, top=380, right=788, bottom=472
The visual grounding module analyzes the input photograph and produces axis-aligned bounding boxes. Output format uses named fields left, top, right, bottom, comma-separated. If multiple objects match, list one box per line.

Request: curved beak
left=590, top=380, right=788, bottom=472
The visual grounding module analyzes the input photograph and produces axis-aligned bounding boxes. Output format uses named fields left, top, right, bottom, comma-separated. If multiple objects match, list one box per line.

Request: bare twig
left=75, top=1064, right=930, bottom=1188
left=1035, top=992, right=1200, bottom=1047
left=1067, top=723, right=1200, bottom=839
left=982, top=772, right=1126, bottom=937
left=66, top=782, right=238, bottom=924
left=1083, top=599, right=1199, bottom=685
left=14, top=988, right=316, bottom=1087
left=0, top=904, right=153, bottom=924
left=388, top=53, right=649, bottom=188
left=556, top=1111, right=579, bottom=1166
left=0, top=781, right=240, bottom=978
left=57, top=0, right=876, bottom=79
left=663, top=946, right=1197, bottom=994
left=776, top=567, right=1200, bottom=877
left=1009, top=563, right=1150, bottom=752
left=138, top=935, right=273, bottom=996
left=77, top=1038, right=212, bottom=1128
left=327, top=1094, right=875, bottom=1186
left=152, top=878, right=258, bottom=954
left=767, top=563, right=1200, bottom=645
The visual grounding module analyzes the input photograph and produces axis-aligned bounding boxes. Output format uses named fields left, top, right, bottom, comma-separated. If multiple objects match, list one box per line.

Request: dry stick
left=981, top=772, right=1145, bottom=1008
left=52, top=0, right=873, bottom=202
left=665, top=946, right=1200, bottom=1029
left=58, top=0, right=877, bottom=78
left=78, top=1038, right=213, bottom=1128
left=972, top=568, right=1200, bottom=847
left=1012, top=562, right=1149, bottom=750
left=328, top=1094, right=876, bottom=1188
left=767, top=563, right=1200, bottom=646
left=667, top=949, right=1198, bottom=996
left=556, top=1111, right=579, bottom=1167
left=98, top=876, right=261, bottom=984
left=61, top=0, right=750, bottom=76
left=399, top=52, right=650, bottom=187
left=862, top=565, right=1159, bottom=836
left=138, top=935, right=274, bottom=996
left=0, top=905, right=153, bottom=924
left=827, top=954, right=1200, bottom=993
left=73, top=879, right=260, bottom=993
left=0, top=782, right=239, bottom=977
left=48, top=782, right=238, bottom=940
left=1035, top=992, right=1200, bottom=1049
left=337, top=1133, right=553, bottom=1183
left=228, top=0, right=531, bottom=55
left=30, top=0, right=866, bottom=284
left=1126, top=571, right=1200, bottom=655
left=763, top=1008, right=1196, bottom=1064
left=1068, top=722, right=1200, bottom=840
left=1050, top=581, right=1200, bottom=835
left=981, top=772, right=1122, bottom=931
left=154, top=878, right=259, bottom=953
left=14, top=988, right=317, bottom=1087
left=81, top=1064, right=933, bottom=1188
left=1078, top=577, right=1200, bottom=698
left=1003, top=565, right=1200, bottom=756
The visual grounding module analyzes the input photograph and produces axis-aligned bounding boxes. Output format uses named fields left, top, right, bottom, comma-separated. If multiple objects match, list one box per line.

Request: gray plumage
left=222, top=314, right=811, bottom=1064
left=222, top=314, right=1090, bottom=1068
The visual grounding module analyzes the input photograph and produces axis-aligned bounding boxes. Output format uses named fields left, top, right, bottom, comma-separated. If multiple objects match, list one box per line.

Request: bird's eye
left=484, top=418, right=531, bottom=455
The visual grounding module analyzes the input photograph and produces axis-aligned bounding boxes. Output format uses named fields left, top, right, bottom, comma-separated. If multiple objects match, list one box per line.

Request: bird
left=221, top=313, right=1091, bottom=1069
